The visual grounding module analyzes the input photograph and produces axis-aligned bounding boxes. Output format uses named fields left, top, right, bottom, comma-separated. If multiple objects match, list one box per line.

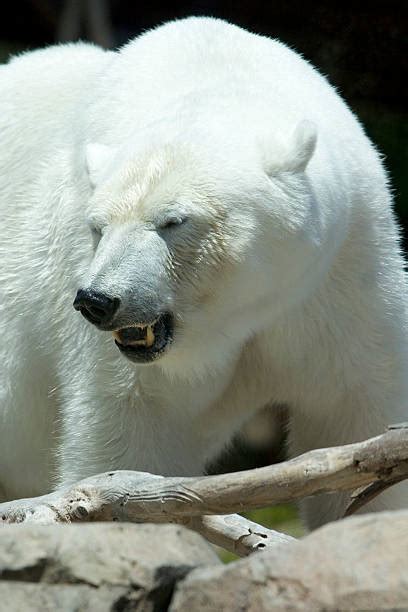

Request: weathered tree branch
left=1, top=426, right=407, bottom=556
left=344, top=422, right=408, bottom=516
left=185, top=514, right=295, bottom=556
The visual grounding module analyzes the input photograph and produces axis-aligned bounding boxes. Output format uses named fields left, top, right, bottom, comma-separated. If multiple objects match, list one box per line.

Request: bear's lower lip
left=113, top=313, right=173, bottom=363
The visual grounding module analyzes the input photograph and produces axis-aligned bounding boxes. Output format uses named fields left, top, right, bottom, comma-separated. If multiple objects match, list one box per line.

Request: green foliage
left=219, top=503, right=304, bottom=563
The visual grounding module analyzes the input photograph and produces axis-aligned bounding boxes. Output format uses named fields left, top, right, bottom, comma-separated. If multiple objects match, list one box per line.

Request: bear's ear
left=284, top=120, right=317, bottom=172
left=85, top=143, right=115, bottom=188
left=268, top=120, right=317, bottom=175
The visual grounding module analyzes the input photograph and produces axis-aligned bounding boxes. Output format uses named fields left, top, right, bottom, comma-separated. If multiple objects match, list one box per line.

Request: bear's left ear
left=85, top=143, right=116, bottom=188
left=268, top=120, right=317, bottom=175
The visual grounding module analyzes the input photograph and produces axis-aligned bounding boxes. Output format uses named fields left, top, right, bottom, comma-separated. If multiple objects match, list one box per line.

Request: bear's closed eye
left=159, top=216, right=188, bottom=230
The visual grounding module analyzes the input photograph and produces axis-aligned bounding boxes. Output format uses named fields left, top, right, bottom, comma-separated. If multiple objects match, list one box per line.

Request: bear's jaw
left=113, top=313, right=173, bottom=363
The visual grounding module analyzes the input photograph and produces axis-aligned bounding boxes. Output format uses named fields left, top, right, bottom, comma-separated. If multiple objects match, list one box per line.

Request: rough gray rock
left=0, top=522, right=219, bottom=611
left=170, top=510, right=408, bottom=611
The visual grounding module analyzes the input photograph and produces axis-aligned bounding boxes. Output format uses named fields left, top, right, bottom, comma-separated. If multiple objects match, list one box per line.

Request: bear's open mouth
left=113, top=313, right=173, bottom=363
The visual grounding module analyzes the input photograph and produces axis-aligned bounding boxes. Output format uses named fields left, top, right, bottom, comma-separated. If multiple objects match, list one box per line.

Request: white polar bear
left=0, top=17, right=407, bottom=528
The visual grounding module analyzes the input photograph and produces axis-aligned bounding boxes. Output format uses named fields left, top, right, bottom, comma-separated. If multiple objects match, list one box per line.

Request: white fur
left=0, top=18, right=407, bottom=528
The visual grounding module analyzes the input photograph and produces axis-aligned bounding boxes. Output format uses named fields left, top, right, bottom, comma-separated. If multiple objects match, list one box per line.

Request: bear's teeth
left=145, top=325, right=155, bottom=348
left=128, top=339, right=148, bottom=346
left=113, top=327, right=155, bottom=348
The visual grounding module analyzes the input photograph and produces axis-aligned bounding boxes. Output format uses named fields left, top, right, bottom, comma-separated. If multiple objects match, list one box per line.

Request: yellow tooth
left=112, top=331, right=121, bottom=342
left=145, top=325, right=155, bottom=348
left=128, top=339, right=147, bottom=346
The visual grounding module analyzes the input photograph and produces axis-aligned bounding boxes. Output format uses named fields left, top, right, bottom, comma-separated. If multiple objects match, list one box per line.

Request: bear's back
left=85, top=16, right=375, bottom=188
left=90, top=18, right=357, bottom=135
left=0, top=43, right=111, bottom=191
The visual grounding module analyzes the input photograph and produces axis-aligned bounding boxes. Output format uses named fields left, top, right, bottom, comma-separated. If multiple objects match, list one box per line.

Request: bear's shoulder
left=1, top=42, right=113, bottom=141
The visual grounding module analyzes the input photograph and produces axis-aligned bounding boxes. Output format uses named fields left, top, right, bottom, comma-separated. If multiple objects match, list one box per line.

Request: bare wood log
left=185, top=514, right=295, bottom=556
left=0, top=479, right=294, bottom=557
left=0, top=427, right=407, bottom=556
left=345, top=474, right=408, bottom=517
left=344, top=423, right=408, bottom=516
left=1, top=427, right=407, bottom=523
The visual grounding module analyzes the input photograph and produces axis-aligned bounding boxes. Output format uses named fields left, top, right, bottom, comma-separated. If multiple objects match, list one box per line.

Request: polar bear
left=0, top=17, right=407, bottom=528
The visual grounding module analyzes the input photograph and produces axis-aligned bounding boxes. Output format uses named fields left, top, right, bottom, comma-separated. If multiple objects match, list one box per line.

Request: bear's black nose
left=73, top=289, right=120, bottom=327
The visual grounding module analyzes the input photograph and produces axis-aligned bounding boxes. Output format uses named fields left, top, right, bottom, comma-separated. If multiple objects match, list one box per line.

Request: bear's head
left=75, top=122, right=319, bottom=375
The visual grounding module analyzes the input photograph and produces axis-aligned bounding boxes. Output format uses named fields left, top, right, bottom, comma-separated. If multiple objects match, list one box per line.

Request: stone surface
left=171, top=510, right=408, bottom=611
left=3, top=512, right=408, bottom=611
left=0, top=522, right=219, bottom=611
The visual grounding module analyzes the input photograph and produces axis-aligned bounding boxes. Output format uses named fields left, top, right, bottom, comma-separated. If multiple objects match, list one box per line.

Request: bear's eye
left=159, top=216, right=188, bottom=230
left=89, top=225, right=103, bottom=248
left=90, top=226, right=103, bottom=239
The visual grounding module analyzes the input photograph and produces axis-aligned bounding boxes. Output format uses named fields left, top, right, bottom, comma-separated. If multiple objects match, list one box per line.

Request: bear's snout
left=73, top=288, right=120, bottom=328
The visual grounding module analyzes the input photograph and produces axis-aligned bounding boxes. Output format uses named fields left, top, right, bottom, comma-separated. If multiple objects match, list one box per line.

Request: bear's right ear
left=267, top=120, right=317, bottom=175
left=283, top=120, right=317, bottom=173
left=85, top=143, right=115, bottom=188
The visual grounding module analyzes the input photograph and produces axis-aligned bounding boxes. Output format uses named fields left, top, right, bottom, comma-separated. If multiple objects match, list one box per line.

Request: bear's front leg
left=56, top=372, right=230, bottom=485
